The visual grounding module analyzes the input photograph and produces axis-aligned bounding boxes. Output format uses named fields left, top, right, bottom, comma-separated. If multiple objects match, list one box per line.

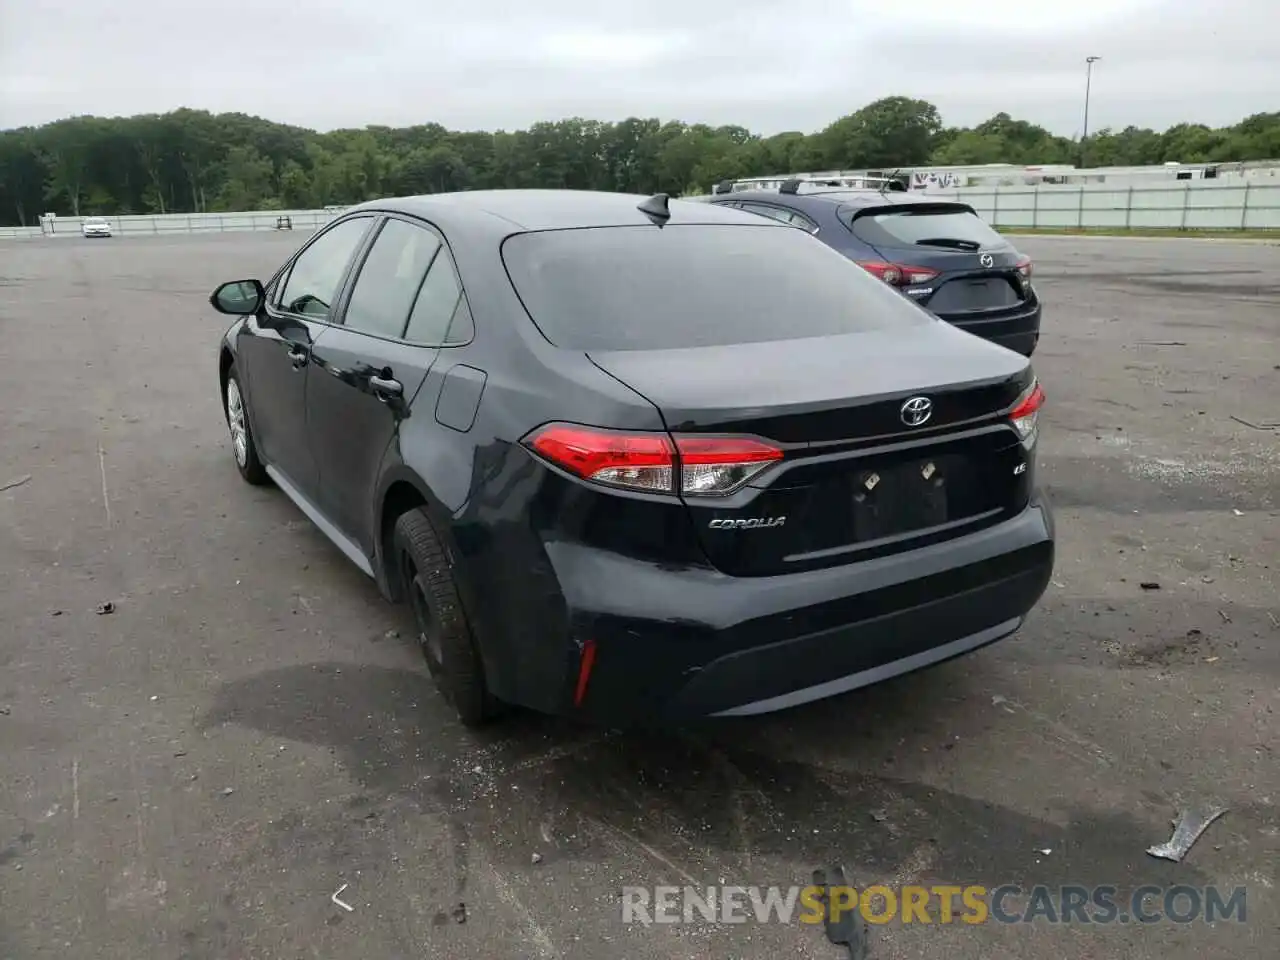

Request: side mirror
left=210, top=279, right=265, bottom=315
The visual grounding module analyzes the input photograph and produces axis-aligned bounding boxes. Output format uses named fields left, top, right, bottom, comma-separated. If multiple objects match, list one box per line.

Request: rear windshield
left=849, top=205, right=1006, bottom=251
left=501, top=224, right=932, bottom=351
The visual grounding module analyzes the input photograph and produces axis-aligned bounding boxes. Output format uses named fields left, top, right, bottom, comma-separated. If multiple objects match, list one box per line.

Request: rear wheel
left=224, top=366, right=269, bottom=485
left=393, top=508, right=500, bottom=727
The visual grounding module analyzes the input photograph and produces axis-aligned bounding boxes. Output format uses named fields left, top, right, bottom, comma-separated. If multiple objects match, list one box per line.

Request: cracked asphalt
left=0, top=230, right=1277, bottom=959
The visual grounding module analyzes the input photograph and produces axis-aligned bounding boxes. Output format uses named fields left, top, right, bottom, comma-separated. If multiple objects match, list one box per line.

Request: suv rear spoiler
left=844, top=200, right=977, bottom=221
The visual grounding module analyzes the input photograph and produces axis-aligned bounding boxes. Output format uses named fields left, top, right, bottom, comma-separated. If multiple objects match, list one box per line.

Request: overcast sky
left=1, top=0, right=1277, bottom=136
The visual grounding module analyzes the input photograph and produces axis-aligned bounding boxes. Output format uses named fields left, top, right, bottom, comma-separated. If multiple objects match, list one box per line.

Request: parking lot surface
left=1, top=231, right=1277, bottom=959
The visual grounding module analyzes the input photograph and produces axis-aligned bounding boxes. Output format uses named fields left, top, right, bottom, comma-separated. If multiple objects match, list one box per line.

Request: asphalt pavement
left=0, top=230, right=1277, bottom=959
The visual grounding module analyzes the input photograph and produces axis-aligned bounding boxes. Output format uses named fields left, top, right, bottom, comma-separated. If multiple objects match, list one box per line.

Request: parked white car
left=82, top=217, right=112, bottom=238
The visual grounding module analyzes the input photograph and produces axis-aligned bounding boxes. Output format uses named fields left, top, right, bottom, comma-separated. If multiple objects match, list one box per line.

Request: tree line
left=1, top=97, right=1277, bottom=225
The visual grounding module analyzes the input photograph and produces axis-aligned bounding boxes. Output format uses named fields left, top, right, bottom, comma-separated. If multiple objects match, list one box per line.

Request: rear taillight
left=523, top=424, right=783, bottom=497
left=1009, top=380, right=1045, bottom=446
left=857, top=261, right=939, bottom=287
left=675, top=435, right=783, bottom=496
left=1015, top=256, right=1033, bottom=279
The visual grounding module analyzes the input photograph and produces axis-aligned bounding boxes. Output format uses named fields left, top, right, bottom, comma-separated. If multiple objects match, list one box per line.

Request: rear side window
left=502, top=224, right=931, bottom=352
left=849, top=205, right=1006, bottom=251
left=737, top=202, right=817, bottom=231
left=404, top=247, right=472, bottom=345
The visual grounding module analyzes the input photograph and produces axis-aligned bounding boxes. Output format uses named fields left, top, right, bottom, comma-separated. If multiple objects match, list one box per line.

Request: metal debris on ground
left=1218, top=609, right=1232, bottom=623
left=96, top=601, right=115, bottom=615
left=331, top=883, right=354, bottom=912
left=1139, top=582, right=1161, bottom=591
left=1228, top=415, right=1278, bottom=431
left=451, top=902, right=468, bottom=924
left=0, top=474, right=32, bottom=492
left=1146, top=806, right=1228, bottom=863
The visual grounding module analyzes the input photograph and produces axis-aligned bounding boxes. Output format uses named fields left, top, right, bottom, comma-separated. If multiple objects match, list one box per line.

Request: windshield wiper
left=914, top=237, right=981, bottom=251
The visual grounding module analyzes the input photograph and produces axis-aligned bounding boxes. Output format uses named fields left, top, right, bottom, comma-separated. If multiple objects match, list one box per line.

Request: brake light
left=857, top=261, right=939, bottom=287
left=675, top=435, right=783, bottom=496
left=523, top=424, right=783, bottom=496
left=1016, top=256, right=1033, bottom=279
left=1009, top=380, right=1045, bottom=445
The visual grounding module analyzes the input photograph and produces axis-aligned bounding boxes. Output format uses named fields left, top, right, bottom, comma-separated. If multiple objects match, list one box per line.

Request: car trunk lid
left=588, top=328, right=1035, bottom=577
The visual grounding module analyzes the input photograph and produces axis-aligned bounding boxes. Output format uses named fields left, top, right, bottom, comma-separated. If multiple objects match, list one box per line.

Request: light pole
left=1080, top=55, right=1101, bottom=168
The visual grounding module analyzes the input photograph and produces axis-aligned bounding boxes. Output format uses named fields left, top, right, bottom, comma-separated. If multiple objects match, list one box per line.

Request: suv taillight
left=523, top=424, right=783, bottom=497
left=1009, top=380, right=1045, bottom=447
left=857, top=261, right=939, bottom=287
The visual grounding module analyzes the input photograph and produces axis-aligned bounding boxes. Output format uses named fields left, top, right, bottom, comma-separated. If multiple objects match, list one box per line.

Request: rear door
left=844, top=203, right=1033, bottom=317
left=305, top=215, right=473, bottom=554
left=237, top=215, right=375, bottom=494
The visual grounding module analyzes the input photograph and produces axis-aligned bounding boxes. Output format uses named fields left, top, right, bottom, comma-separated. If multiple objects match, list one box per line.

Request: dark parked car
left=210, top=190, right=1054, bottom=727
left=708, top=180, right=1042, bottom=356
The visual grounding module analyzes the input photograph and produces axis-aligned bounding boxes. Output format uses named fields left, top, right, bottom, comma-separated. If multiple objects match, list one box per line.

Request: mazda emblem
left=900, top=396, right=933, bottom=427
left=980, top=253, right=994, bottom=268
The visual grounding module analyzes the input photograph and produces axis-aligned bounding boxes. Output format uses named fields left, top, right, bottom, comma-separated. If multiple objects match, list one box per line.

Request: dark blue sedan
left=707, top=179, right=1041, bottom=356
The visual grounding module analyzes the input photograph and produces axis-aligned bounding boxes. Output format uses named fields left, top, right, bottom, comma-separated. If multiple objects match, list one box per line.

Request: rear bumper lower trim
left=711, top=616, right=1019, bottom=716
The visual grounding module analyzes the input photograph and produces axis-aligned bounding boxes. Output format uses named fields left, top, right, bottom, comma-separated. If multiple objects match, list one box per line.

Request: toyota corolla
left=209, top=190, right=1054, bottom=727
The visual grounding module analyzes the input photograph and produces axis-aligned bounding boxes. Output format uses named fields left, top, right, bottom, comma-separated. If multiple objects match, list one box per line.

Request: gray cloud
left=1, top=0, right=1276, bottom=135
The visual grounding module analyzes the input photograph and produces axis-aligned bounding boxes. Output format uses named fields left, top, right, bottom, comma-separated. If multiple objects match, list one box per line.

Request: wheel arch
left=374, top=466, right=455, bottom=604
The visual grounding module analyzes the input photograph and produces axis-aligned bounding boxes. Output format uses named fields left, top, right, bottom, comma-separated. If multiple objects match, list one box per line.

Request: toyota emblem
left=979, top=253, right=994, bottom=268
left=900, top=396, right=933, bottom=427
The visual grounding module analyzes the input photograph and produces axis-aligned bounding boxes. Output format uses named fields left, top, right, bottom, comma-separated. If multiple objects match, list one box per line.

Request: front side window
left=277, top=217, right=372, bottom=320
left=343, top=219, right=442, bottom=339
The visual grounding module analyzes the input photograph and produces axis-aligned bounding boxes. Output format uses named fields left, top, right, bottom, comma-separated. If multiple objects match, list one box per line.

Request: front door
left=237, top=215, right=374, bottom=494
left=307, top=216, right=474, bottom=555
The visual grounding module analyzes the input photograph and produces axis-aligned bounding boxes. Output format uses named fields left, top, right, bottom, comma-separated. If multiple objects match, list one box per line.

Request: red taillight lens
left=1009, top=380, right=1045, bottom=445
left=523, top=424, right=783, bottom=496
left=1016, top=256, right=1033, bottom=279
left=675, top=435, right=783, bottom=496
left=857, top=261, right=939, bottom=287
left=527, top=424, right=675, bottom=493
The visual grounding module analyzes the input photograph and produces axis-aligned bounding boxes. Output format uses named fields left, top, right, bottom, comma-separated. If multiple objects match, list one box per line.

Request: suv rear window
left=849, top=205, right=1006, bottom=251
left=502, top=224, right=931, bottom=352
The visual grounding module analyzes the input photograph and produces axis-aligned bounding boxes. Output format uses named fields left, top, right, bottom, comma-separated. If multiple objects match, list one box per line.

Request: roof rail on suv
left=713, top=175, right=908, bottom=196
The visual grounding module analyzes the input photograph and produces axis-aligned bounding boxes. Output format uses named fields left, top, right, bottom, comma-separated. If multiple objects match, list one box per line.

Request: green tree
left=0, top=102, right=1277, bottom=225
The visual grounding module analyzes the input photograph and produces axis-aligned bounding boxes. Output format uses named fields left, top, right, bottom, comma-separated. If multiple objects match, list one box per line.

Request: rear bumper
left=943, top=299, right=1042, bottom=357
left=534, top=494, right=1055, bottom=724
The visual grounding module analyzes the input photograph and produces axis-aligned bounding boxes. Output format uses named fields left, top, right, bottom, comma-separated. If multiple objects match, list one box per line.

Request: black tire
left=223, top=365, right=269, bottom=486
left=393, top=508, right=500, bottom=726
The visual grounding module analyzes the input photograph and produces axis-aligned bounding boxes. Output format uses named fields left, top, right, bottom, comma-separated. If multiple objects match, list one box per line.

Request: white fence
left=0, top=208, right=342, bottom=240
left=2, top=181, right=1279, bottom=239
left=925, top=180, right=1280, bottom=231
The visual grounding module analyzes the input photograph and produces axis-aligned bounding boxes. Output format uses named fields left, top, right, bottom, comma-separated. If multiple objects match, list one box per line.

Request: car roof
left=347, top=190, right=778, bottom=236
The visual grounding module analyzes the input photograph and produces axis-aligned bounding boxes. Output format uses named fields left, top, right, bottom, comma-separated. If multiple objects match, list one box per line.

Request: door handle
left=370, top=375, right=403, bottom=401
left=288, top=346, right=309, bottom=369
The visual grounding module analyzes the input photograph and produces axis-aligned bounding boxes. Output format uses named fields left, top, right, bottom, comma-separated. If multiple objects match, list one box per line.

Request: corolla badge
left=709, top=517, right=786, bottom=530
left=900, top=396, right=933, bottom=427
